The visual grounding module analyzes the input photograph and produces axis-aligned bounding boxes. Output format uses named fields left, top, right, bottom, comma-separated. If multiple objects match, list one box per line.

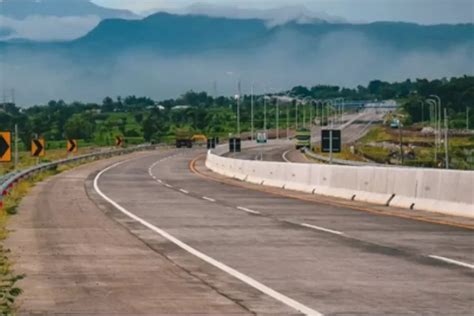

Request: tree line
left=0, top=76, right=472, bottom=148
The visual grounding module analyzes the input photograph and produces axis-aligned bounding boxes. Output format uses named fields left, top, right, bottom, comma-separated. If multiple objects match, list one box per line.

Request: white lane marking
left=237, top=206, right=261, bottom=215
left=180, top=189, right=189, bottom=194
left=157, top=179, right=163, bottom=184
left=93, top=161, right=322, bottom=316
left=428, top=255, right=474, bottom=269
left=202, top=196, right=216, bottom=202
left=301, top=223, right=344, bottom=236
left=282, top=150, right=291, bottom=163
left=164, top=183, right=173, bottom=188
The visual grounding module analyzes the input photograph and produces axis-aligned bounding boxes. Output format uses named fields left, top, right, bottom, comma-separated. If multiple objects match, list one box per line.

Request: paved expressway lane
left=92, top=149, right=473, bottom=315
left=228, top=108, right=386, bottom=163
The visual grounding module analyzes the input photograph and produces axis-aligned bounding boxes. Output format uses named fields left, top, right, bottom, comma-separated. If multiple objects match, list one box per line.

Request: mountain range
left=0, top=12, right=472, bottom=105
left=0, top=0, right=137, bottom=19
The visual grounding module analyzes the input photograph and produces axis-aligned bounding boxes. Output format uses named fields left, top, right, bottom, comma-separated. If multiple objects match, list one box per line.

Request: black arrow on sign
left=68, top=139, right=76, bottom=153
left=33, top=139, right=43, bottom=157
left=0, top=135, right=9, bottom=158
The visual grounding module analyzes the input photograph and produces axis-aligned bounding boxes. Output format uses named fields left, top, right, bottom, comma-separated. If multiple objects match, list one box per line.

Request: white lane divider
left=300, top=223, right=344, bottom=236
left=282, top=150, right=292, bottom=163
left=202, top=196, right=216, bottom=203
left=180, top=189, right=189, bottom=194
left=428, top=255, right=474, bottom=269
left=164, top=183, right=173, bottom=188
left=237, top=206, right=261, bottom=215
left=94, top=161, right=322, bottom=316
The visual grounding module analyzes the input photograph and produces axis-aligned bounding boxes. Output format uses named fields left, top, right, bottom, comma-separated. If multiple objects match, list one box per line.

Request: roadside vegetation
left=1, top=76, right=470, bottom=153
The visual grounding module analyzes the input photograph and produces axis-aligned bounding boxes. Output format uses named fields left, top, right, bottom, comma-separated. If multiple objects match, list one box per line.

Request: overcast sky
left=93, top=0, right=474, bottom=24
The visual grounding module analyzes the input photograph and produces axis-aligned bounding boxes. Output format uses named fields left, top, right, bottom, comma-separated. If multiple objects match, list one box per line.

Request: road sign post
left=321, top=129, right=341, bottom=164
left=0, top=132, right=12, bottom=162
left=67, top=139, right=78, bottom=154
left=32, top=138, right=45, bottom=158
left=115, top=136, right=123, bottom=147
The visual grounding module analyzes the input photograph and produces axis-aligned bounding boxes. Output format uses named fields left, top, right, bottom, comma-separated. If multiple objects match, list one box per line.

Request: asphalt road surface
left=228, top=108, right=387, bottom=163
left=7, top=148, right=473, bottom=315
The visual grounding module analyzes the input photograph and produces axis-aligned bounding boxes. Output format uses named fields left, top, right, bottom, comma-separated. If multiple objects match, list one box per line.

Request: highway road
left=7, top=148, right=473, bottom=315
left=227, top=108, right=387, bottom=163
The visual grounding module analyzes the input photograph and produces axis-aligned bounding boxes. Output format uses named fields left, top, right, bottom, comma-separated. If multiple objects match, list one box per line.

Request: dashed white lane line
left=164, top=183, right=173, bottom=188
left=300, top=223, right=344, bottom=236
left=157, top=179, right=163, bottom=184
left=180, top=189, right=189, bottom=194
left=237, top=206, right=261, bottom=215
left=428, top=255, right=474, bottom=269
left=94, top=160, right=322, bottom=316
left=202, top=196, right=216, bottom=202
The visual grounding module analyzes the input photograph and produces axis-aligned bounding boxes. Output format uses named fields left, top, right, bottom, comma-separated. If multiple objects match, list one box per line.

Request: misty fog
left=0, top=30, right=472, bottom=105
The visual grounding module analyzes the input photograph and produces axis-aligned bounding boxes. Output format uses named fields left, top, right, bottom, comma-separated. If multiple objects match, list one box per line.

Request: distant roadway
left=7, top=147, right=473, bottom=315
left=227, top=108, right=386, bottom=163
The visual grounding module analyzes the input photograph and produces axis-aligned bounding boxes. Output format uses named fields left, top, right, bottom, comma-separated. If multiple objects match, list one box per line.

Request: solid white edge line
left=301, top=223, right=344, bottom=236
left=94, top=160, right=322, bottom=316
left=179, top=189, right=189, bottom=194
left=237, top=206, right=260, bottom=215
left=282, top=150, right=291, bottom=163
left=202, top=196, right=216, bottom=202
left=428, top=255, right=474, bottom=269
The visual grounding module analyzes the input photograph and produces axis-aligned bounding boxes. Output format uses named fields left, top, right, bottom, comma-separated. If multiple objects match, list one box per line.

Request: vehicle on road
left=295, top=128, right=311, bottom=151
left=176, top=128, right=193, bottom=148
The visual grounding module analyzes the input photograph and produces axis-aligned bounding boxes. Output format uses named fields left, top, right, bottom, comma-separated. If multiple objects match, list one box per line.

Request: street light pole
left=427, top=99, right=437, bottom=165
left=444, top=108, right=449, bottom=169
left=251, top=84, right=254, bottom=141
left=295, top=101, right=298, bottom=131
left=276, top=97, right=279, bottom=140
left=429, top=95, right=442, bottom=166
left=286, top=101, right=290, bottom=139
left=467, top=107, right=470, bottom=130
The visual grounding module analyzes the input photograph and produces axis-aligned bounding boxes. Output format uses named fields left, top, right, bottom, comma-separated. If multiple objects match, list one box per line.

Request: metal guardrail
left=0, top=144, right=158, bottom=205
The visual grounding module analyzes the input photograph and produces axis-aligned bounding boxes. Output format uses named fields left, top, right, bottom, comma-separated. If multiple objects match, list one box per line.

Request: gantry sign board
left=321, top=129, right=342, bottom=153
left=31, top=139, right=45, bottom=157
left=0, top=132, right=12, bottom=162
left=67, top=139, right=78, bottom=153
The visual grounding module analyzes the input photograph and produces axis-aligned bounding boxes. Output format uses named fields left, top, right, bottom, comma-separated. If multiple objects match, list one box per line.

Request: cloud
left=0, top=14, right=101, bottom=41
left=0, top=30, right=472, bottom=105
left=169, top=3, right=346, bottom=26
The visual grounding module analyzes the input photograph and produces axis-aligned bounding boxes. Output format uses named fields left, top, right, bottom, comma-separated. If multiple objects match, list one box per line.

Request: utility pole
left=309, top=101, right=313, bottom=127
left=286, top=102, right=289, bottom=139
left=444, top=108, right=449, bottom=169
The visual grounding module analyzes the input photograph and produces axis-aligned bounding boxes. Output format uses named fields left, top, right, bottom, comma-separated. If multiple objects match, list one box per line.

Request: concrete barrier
left=206, top=149, right=474, bottom=218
